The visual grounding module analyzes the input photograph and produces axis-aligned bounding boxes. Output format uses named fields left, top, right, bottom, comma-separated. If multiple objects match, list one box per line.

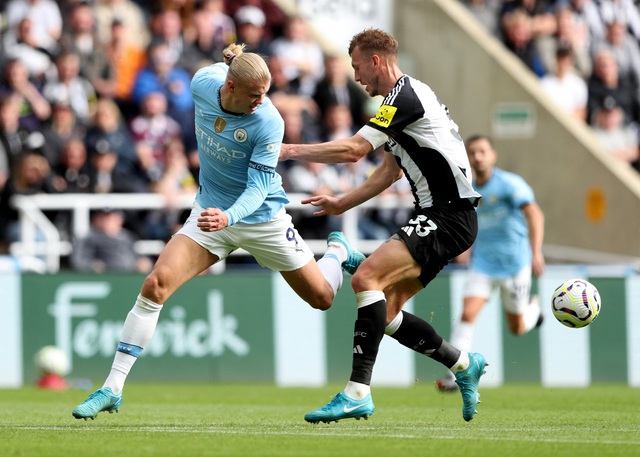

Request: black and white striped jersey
left=357, top=75, right=481, bottom=209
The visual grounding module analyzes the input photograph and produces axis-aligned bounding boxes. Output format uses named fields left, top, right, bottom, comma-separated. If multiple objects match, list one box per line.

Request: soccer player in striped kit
left=281, top=28, right=488, bottom=423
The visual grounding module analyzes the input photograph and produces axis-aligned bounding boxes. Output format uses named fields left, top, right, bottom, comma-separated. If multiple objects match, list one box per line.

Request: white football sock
left=522, top=297, right=542, bottom=333
left=317, top=245, right=345, bottom=297
left=449, top=351, right=470, bottom=373
left=344, top=380, right=370, bottom=400
left=103, top=294, right=162, bottom=394
left=449, top=320, right=475, bottom=353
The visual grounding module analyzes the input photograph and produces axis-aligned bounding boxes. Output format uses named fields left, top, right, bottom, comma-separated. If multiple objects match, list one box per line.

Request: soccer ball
left=34, top=345, right=70, bottom=377
left=551, top=279, right=601, bottom=328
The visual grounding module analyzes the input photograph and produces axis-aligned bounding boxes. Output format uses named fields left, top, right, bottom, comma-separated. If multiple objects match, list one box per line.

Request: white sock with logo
left=103, top=294, right=162, bottom=394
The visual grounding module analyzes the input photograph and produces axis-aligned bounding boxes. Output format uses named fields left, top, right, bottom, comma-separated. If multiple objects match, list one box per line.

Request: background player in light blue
left=438, top=134, right=545, bottom=392
left=72, top=43, right=364, bottom=420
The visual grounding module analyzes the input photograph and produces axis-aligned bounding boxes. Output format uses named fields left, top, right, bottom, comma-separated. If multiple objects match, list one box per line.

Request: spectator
left=129, top=91, right=182, bottom=162
left=2, top=17, right=55, bottom=81
left=269, top=15, right=324, bottom=97
left=143, top=138, right=197, bottom=239
left=461, top=0, right=502, bottom=38
left=592, top=18, right=640, bottom=90
left=499, top=0, right=557, bottom=39
left=41, top=101, right=87, bottom=169
left=196, top=0, right=237, bottom=63
left=312, top=54, right=368, bottom=127
left=537, top=4, right=592, bottom=78
left=5, top=0, right=63, bottom=57
left=285, top=160, right=347, bottom=239
left=148, top=7, right=207, bottom=74
left=597, top=0, right=640, bottom=45
left=51, top=138, right=92, bottom=194
left=590, top=96, right=640, bottom=167
left=224, top=0, right=287, bottom=39
left=88, top=138, right=145, bottom=193
left=85, top=98, right=137, bottom=175
left=540, top=44, right=588, bottom=121
left=0, top=151, right=57, bottom=246
left=94, top=0, right=151, bottom=51
left=180, top=8, right=219, bottom=72
left=234, top=5, right=272, bottom=57
left=320, top=103, right=358, bottom=142
left=587, top=48, right=639, bottom=126
left=0, top=95, right=30, bottom=170
left=566, top=0, right=606, bottom=48
left=70, top=208, right=153, bottom=273
left=0, top=59, right=52, bottom=132
left=502, top=8, right=547, bottom=77
left=131, top=41, right=195, bottom=148
left=43, top=51, right=97, bottom=126
left=59, top=1, right=115, bottom=99
left=105, top=17, right=147, bottom=119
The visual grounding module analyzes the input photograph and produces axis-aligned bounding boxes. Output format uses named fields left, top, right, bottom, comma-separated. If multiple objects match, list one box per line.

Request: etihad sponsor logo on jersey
left=214, top=116, right=226, bottom=133
left=370, top=104, right=397, bottom=128
left=195, top=125, right=247, bottom=161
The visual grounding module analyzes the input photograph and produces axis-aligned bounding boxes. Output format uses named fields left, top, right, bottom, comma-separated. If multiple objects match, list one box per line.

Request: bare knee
left=309, top=299, right=332, bottom=311
left=141, top=268, right=172, bottom=304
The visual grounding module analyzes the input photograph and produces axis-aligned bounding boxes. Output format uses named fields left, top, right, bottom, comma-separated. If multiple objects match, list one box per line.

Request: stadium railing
left=9, top=193, right=414, bottom=272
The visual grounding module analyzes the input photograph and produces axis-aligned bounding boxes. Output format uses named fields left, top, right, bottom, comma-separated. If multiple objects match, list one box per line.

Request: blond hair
left=222, top=43, right=270, bottom=86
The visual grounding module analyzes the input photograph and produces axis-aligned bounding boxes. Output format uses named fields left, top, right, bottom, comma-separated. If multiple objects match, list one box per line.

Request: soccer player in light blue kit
left=437, top=134, right=545, bottom=391
left=72, top=43, right=364, bottom=420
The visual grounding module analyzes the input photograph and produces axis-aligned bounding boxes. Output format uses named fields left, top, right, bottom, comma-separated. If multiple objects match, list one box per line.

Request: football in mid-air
left=551, top=279, right=601, bottom=328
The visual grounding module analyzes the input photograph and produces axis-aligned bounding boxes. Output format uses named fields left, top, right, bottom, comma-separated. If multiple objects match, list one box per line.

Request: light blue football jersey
left=470, top=167, right=535, bottom=277
left=190, top=63, right=288, bottom=225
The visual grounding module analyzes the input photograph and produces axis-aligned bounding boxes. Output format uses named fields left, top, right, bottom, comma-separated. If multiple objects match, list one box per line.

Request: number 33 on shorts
left=402, top=215, right=438, bottom=237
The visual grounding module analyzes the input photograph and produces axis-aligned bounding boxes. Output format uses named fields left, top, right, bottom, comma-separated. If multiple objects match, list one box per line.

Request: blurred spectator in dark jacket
left=587, top=48, right=639, bottom=126
left=51, top=138, right=92, bottom=193
left=0, top=151, right=58, bottom=247
left=312, top=54, right=368, bottom=127
left=502, top=8, right=547, bottom=77
left=70, top=207, right=152, bottom=273
left=41, top=101, right=86, bottom=169
left=85, top=98, right=137, bottom=175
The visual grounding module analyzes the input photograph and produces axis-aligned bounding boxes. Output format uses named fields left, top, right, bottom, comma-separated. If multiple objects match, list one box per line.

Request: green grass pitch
left=0, top=383, right=639, bottom=457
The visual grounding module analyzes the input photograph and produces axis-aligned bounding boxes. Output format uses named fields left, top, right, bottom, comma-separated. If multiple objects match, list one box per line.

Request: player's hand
left=197, top=208, right=229, bottom=231
left=301, top=195, right=343, bottom=216
left=532, top=251, right=545, bottom=277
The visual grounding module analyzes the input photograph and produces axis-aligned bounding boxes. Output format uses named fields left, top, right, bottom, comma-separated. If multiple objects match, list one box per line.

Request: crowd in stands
left=463, top=0, right=640, bottom=170
left=0, top=0, right=411, bottom=271
left=1, top=0, right=639, bottom=271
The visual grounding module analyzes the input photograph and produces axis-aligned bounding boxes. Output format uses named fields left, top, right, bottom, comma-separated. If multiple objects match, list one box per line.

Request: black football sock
left=349, top=299, right=386, bottom=385
left=389, top=310, right=461, bottom=368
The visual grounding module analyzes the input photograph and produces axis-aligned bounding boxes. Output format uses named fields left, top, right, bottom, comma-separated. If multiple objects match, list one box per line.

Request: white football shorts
left=463, top=265, right=532, bottom=314
left=176, top=202, right=315, bottom=272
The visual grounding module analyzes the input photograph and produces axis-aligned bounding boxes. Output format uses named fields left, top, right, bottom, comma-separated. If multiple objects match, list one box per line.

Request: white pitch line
left=2, top=426, right=640, bottom=446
